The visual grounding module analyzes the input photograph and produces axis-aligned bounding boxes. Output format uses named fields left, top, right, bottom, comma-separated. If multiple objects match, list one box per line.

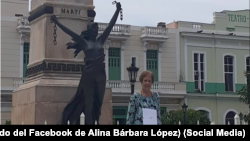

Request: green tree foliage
left=161, top=109, right=211, bottom=125
left=243, top=113, right=250, bottom=124
left=237, top=71, right=250, bottom=106
left=5, top=119, right=11, bottom=125
left=236, top=71, right=250, bottom=124
left=236, top=87, right=249, bottom=106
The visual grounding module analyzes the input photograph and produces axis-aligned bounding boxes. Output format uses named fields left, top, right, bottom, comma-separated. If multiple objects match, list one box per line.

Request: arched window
left=224, top=55, right=234, bottom=92
left=246, top=56, right=250, bottom=72
left=195, top=107, right=211, bottom=120
left=225, top=111, right=236, bottom=125
left=193, top=52, right=205, bottom=91
left=198, top=110, right=209, bottom=119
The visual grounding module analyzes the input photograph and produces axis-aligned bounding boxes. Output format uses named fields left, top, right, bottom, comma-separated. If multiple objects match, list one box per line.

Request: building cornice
left=186, top=93, right=241, bottom=99
left=141, top=36, right=169, bottom=42
left=180, top=32, right=249, bottom=41
left=179, top=28, right=249, bottom=36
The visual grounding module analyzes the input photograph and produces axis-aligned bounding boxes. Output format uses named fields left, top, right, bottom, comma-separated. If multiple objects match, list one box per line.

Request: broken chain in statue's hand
left=112, top=1, right=123, bottom=20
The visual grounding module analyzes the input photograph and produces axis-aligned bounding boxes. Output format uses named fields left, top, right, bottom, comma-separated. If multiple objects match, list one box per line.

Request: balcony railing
left=0, top=77, right=186, bottom=96
left=106, top=80, right=177, bottom=93
left=151, top=82, right=175, bottom=91
left=17, top=16, right=30, bottom=31
left=13, top=78, right=25, bottom=88
left=16, top=19, right=130, bottom=35
left=106, top=80, right=131, bottom=92
left=141, top=26, right=167, bottom=36
left=1, top=77, right=25, bottom=90
left=98, top=23, right=130, bottom=34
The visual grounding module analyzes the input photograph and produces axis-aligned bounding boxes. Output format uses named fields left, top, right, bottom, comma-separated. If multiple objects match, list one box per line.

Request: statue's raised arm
left=50, top=15, right=88, bottom=49
left=98, top=2, right=122, bottom=44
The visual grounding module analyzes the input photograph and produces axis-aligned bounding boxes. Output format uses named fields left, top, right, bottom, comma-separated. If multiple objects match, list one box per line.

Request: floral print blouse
left=126, top=92, right=162, bottom=125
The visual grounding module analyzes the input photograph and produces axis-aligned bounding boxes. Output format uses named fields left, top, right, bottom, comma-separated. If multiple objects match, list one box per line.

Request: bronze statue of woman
left=50, top=2, right=122, bottom=125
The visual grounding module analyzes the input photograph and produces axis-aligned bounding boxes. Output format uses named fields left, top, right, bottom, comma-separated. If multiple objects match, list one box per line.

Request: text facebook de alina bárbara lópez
left=0, top=128, right=246, bottom=138
left=3, top=129, right=181, bottom=137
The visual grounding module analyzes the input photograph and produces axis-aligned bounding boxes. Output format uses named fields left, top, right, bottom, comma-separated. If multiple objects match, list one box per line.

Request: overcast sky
left=93, top=0, right=250, bottom=27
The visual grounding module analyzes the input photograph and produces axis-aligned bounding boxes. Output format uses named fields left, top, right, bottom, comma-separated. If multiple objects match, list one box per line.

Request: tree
left=5, top=119, right=11, bottom=125
left=243, top=113, right=250, bottom=124
left=236, top=71, right=250, bottom=124
left=161, top=109, right=211, bottom=125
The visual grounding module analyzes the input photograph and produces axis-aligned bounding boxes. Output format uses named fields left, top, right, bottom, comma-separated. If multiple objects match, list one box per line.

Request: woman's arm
left=50, top=15, right=87, bottom=48
left=126, top=94, right=136, bottom=125
left=98, top=2, right=121, bottom=44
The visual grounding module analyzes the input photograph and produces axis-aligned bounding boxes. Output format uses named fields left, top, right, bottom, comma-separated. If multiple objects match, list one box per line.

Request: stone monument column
left=11, top=0, right=112, bottom=125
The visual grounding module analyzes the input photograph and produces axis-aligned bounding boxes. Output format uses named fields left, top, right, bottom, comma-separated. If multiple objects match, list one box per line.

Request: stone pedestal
left=99, top=88, right=113, bottom=125
left=11, top=79, right=112, bottom=125
left=11, top=0, right=113, bottom=125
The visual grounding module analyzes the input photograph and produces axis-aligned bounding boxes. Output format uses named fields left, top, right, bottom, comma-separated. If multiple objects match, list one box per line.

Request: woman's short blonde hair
left=139, top=70, right=154, bottom=84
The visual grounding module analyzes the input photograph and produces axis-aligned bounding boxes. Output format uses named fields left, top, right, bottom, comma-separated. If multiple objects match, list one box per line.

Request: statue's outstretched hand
left=116, top=2, right=122, bottom=11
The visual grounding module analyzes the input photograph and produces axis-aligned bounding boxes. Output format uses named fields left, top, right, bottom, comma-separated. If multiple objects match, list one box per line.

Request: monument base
left=11, top=77, right=113, bottom=125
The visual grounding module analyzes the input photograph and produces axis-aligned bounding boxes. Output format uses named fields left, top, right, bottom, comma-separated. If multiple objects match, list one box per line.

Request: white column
left=29, top=0, right=32, bottom=11
left=105, top=40, right=110, bottom=80
left=176, top=30, right=180, bottom=82
left=234, top=114, right=239, bottom=125
left=184, top=38, right=188, bottom=81
left=121, top=40, right=126, bottom=80
left=20, top=33, right=25, bottom=77
left=184, top=95, right=187, bottom=105
left=143, top=41, right=148, bottom=71
left=158, top=43, right=163, bottom=82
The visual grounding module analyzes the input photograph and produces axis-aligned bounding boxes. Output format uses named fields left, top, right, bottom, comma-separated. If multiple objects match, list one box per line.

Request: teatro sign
left=228, top=14, right=247, bottom=23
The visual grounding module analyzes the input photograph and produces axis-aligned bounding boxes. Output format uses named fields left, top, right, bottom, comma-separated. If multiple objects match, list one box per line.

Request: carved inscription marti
left=61, top=8, right=81, bottom=15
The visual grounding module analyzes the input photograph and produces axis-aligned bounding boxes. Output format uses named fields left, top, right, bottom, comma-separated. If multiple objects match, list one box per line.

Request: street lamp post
left=127, top=58, right=139, bottom=94
left=182, top=102, right=188, bottom=125
left=239, top=112, right=243, bottom=125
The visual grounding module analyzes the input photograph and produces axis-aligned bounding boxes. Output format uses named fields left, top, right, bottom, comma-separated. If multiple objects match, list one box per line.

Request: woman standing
left=50, top=2, right=122, bottom=125
left=126, top=71, right=162, bottom=125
